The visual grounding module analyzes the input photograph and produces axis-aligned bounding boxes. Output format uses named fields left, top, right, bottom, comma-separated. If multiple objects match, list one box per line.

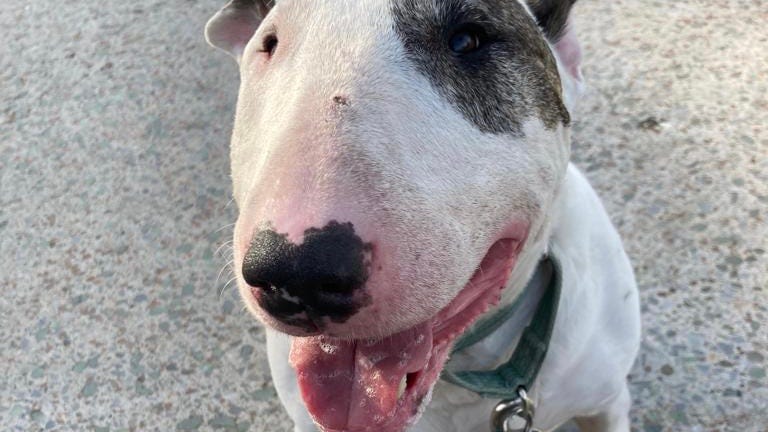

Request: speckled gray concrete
left=1, top=1, right=765, bottom=431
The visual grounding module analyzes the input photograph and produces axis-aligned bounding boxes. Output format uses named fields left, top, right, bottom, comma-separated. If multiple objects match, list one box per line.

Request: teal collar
left=441, top=255, right=562, bottom=400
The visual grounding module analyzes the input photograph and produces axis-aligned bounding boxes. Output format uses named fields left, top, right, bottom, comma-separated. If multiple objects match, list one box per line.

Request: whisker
left=216, top=260, right=235, bottom=287
left=212, top=222, right=236, bottom=235
left=215, top=240, right=234, bottom=257
left=220, top=276, right=238, bottom=299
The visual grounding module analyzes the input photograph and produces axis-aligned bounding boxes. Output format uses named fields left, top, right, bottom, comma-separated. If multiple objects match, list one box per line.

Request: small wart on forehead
left=390, top=0, right=570, bottom=135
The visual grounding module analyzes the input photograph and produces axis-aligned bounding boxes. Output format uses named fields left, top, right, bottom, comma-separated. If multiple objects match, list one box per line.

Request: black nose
left=242, top=221, right=372, bottom=330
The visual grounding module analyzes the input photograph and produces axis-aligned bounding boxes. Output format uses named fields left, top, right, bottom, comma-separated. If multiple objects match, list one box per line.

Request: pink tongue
left=289, top=323, right=433, bottom=431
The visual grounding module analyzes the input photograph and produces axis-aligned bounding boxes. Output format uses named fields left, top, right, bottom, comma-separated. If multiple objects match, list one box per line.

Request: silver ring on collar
left=490, top=387, right=538, bottom=432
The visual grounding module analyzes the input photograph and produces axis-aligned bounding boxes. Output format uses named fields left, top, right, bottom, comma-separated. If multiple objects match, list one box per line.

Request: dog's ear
left=526, top=0, right=577, bottom=43
left=526, top=0, right=583, bottom=110
left=205, top=0, right=274, bottom=60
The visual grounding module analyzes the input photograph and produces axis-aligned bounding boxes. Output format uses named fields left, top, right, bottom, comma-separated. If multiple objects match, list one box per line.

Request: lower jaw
left=290, top=238, right=522, bottom=432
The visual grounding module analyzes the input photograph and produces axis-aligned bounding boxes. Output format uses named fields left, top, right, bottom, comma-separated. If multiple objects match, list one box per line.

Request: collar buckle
left=490, top=387, right=536, bottom=432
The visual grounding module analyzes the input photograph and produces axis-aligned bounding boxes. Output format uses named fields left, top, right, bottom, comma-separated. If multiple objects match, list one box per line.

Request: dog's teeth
left=398, top=376, right=407, bottom=399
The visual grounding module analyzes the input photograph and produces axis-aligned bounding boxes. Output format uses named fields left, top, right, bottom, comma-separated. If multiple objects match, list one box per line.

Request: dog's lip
left=289, top=236, right=525, bottom=432
left=432, top=238, right=523, bottom=343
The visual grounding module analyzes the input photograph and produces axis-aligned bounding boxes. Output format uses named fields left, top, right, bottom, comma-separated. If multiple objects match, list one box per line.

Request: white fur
left=268, top=165, right=641, bottom=432
left=228, top=0, right=571, bottom=339
left=206, top=0, right=641, bottom=430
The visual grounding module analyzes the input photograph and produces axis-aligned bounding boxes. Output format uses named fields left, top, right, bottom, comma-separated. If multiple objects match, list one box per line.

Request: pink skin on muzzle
left=234, top=196, right=529, bottom=431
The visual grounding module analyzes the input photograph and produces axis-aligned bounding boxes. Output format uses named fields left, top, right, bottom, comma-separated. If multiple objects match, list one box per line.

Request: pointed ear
left=526, top=0, right=577, bottom=43
left=205, top=0, right=273, bottom=60
left=527, top=1, right=583, bottom=109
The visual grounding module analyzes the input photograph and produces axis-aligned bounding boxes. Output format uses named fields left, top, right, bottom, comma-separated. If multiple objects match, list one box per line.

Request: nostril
left=242, top=229, right=294, bottom=288
left=242, top=274, right=269, bottom=291
left=241, top=256, right=265, bottom=288
left=241, top=259, right=274, bottom=290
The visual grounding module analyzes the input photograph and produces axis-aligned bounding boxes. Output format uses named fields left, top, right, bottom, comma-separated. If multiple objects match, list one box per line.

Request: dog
left=205, top=0, right=641, bottom=431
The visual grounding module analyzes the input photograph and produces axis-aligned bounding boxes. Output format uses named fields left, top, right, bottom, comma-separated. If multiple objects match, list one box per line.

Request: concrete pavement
left=1, top=1, right=765, bottom=430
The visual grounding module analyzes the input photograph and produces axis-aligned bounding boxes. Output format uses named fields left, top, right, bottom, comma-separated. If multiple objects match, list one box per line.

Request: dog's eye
left=448, top=25, right=483, bottom=54
left=261, top=34, right=278, bottom=57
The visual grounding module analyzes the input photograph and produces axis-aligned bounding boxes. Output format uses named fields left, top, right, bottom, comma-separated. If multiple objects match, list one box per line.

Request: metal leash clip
left=490, top=387, right=538, bottom=432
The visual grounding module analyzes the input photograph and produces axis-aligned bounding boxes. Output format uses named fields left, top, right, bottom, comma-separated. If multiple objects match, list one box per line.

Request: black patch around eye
left=391, top=0, right=571, bottom=134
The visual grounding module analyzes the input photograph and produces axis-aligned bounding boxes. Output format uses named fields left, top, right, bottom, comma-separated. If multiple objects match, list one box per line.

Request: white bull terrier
left=205, top=0, right=641, bottom=431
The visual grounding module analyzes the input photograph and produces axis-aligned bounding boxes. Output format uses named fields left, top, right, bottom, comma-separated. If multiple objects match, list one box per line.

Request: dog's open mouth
left=288, top=238, right=522, bottom=432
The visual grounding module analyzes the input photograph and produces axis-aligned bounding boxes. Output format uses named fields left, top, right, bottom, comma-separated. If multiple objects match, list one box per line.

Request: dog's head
left=206, top=0, right=581, bottom=430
